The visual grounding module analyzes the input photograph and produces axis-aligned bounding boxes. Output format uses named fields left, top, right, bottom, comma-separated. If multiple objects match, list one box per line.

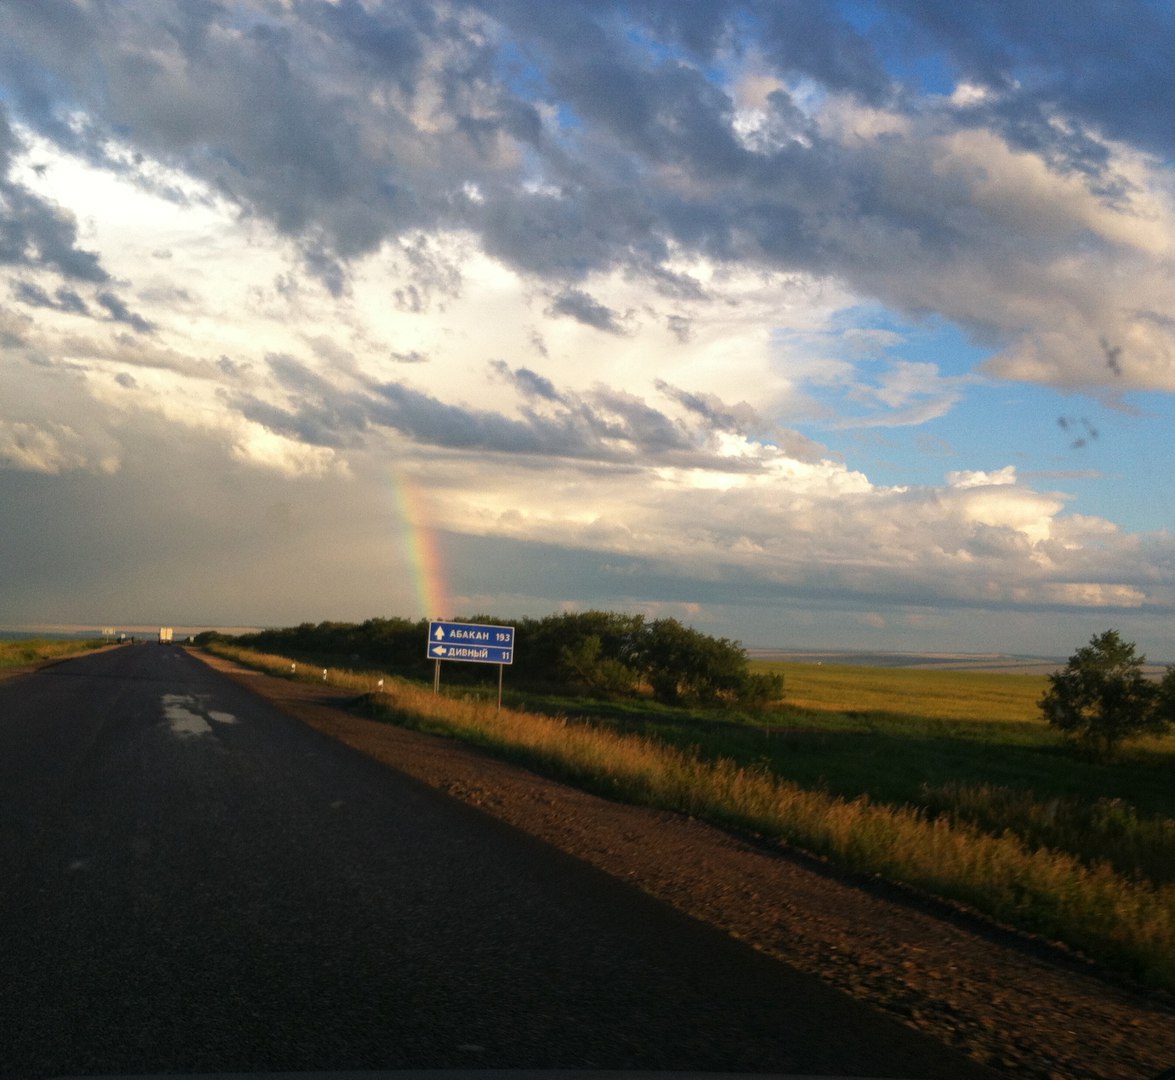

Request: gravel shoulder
left=193, top=649, right=1175, bottom=1080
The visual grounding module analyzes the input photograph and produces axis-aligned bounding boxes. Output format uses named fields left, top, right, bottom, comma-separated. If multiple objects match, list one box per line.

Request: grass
left=757, top=660, right=1047, bottom=722
left=0, top=637, right=108, bottom=668
left=511, top=666, right=1175, bottom=878
left=205, top=642, right=1175, bottom=992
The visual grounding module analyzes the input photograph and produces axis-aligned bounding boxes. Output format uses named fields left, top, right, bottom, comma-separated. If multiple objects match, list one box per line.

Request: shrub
left=1040, top=630, right=1174, bottom=759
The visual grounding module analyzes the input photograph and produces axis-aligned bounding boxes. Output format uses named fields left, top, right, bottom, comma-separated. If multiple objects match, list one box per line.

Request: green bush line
left=209, top=643, right=1175, bottom=992
left=214, top=610, right=782, bottom=707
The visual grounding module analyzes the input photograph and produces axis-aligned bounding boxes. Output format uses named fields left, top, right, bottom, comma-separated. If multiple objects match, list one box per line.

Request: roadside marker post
left=426, top=620, right=516, bottom=710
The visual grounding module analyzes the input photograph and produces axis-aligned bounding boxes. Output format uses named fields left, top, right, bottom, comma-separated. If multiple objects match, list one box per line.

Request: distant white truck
left=158, top=627, right=173, bottom=644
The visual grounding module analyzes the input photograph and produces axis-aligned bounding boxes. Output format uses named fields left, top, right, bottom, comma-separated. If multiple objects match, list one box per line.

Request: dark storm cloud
left=53, top=286, right=89, bottom=314
left=95, top=291, right=155, bottom=334
left=655, top=379, right=826, bottom=460
left=0, top=3, right=960, bottom=293
left=469, top=183, right=662, bottom=282
left=490, top=359, right=563, bottom=402
left=883, top=0, right=1175, bottom=159
left=216, top=355, right=247, bottom=378
left=233, top=392, right=370, bottom=450
left=301, top=0, right=430, bottom=93
left=224, top=354, right=377, bottom=448
left=224, top=357, right=793, bottom=468
left=656, top=379, right=761, bottom=435
left=488, top=0, right=892, bottom=105
left=544, top=39, right=747, bottom=177
left=11, top=279, right=90, bottom=315
left=548, top=289, right=627, bottom=333
left=0, top=106, right=108, bottom=283
left=0, top=183, right=109, bottom=281
left=0, top=2, right=435, bottom=290
left=11, top=280, right=52, bottom=308
left=370, top=378, right=710, bottom=463
left=587, top=386, right=693, bottom=453
left=754, top=2, right=892, bottom=104
left=1, top=0, right=1172, bottom=382
left=0, top=1, right=99, bottom=152
left=373, top=382, right=573, bottom=455
left=266, top=353, right=338, bottom=398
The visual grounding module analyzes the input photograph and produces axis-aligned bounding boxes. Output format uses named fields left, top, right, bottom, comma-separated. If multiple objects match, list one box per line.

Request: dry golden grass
left=756, top=661, right=1049, bottom=722
left=211, top=643, right=1175, bottom=991
left=0, top=637, right=107, bottom=668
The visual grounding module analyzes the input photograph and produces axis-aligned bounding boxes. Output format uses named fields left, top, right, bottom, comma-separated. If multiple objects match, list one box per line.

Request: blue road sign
left=427, top=620, right=515, bottom=665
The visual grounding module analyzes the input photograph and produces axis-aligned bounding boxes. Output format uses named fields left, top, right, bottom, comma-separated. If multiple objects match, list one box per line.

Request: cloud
left=3, top=3, right=1173, bottom=392
left=882, top=2, right=1175, bottom=160
left=0, top=419, right=109, bottom=474
left=491, top=360, right=563, bottom=402
left=95, top=291, right=155, bottom=333
left=0, top=106, right=108, bottom=282
left=422, top=444, right=1175, bottom=625
left=219, top=353, right=810, bottom=474
left=548, top=288, right=628, bottom=333
left=11, top=278, right=90, bottom=314
left=839, top=361, right=972, bottom=428
left=947, top=466, right=1018, bottom=490
left=368, top=379, right=681, bottom=461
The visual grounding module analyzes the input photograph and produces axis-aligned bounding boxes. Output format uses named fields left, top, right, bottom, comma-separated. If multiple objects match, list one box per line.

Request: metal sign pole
left=434, top=659, right=441, bottom=695
left=497, top=663, right=503, bottom=711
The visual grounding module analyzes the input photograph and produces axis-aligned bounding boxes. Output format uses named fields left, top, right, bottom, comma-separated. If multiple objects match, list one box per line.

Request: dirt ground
left=194, top=650, right=1175, bottom=1080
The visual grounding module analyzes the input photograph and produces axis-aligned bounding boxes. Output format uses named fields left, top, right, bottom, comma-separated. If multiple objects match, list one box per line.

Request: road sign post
left=427, top=621, right=516, bottom=709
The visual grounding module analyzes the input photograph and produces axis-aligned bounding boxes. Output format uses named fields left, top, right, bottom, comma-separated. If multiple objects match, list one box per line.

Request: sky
left=2, top=0, right=1175, bottom=659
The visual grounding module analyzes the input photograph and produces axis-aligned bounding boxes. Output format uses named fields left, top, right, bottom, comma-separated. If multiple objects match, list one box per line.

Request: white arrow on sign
left=431, top=645, right=448, bottom=656
left=433, top=626, right=446, bottom=640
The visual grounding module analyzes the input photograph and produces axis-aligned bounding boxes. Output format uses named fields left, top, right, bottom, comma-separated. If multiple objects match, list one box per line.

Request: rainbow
left=391, top=473, right=450, bottom=621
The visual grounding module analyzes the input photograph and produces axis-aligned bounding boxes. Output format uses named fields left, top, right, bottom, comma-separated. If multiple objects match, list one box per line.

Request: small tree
left=1040, top=630, right=1173, bottom=759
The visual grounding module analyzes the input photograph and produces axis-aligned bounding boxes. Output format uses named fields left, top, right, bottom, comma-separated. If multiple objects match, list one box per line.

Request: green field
left=504, top=661, right=1175, bottom=886
left=749, top=663, right=1175, bottom=882
left=207, top=642, right=1175, bottom=991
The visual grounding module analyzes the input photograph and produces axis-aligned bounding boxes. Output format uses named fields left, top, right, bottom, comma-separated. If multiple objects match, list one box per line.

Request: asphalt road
left=0, top=645, right=1001, bottom=1079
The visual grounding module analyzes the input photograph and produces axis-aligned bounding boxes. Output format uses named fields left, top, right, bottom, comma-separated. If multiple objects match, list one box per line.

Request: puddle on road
left=161, top=694, right=238, bottom=738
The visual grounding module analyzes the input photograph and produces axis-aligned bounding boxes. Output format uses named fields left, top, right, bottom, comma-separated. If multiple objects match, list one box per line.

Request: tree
left=557, top=634, right=638, bottom=696
left=639, top=618, right=752, bottom=705
left=1039, top=630, right=1174, bottom=759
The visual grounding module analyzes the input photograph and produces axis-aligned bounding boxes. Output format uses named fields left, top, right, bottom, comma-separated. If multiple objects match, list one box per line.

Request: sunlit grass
left=753, top=661, right=1049, bottom=723
left=207, top=642, right=1175, bottom=991
left=0, top=637, right=108, bottom=668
